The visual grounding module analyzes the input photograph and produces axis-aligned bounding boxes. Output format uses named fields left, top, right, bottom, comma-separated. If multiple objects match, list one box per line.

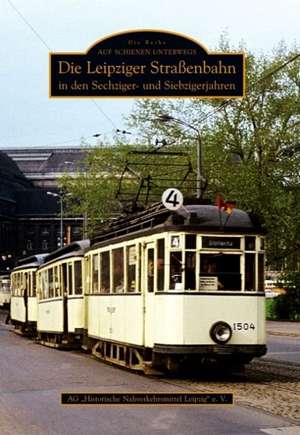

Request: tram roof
left=13, top=253, right=49, bottom=271
left=41, top=239, right=90, bottom=266
left=91, top=202, right=263, bottom=247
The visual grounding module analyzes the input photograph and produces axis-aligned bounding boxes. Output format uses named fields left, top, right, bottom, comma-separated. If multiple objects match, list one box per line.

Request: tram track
left=154, top=359, right=300, bottom=424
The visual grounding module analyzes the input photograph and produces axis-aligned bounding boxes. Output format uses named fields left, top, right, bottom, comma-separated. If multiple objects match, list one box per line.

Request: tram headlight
left=210, top=321, right=232, bottom=344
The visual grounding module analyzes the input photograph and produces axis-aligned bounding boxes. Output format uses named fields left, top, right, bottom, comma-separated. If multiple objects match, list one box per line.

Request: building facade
left=0, top=148, right=87, bottom=273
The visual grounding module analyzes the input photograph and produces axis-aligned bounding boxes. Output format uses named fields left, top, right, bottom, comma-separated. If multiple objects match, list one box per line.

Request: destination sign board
left=202, top=237, right=241, bottom=249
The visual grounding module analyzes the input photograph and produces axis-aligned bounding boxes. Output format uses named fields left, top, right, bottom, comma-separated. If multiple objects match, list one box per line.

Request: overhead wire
left=7, top=0, right=51, bottom=51
left=7, top=0, right=117, bottom=136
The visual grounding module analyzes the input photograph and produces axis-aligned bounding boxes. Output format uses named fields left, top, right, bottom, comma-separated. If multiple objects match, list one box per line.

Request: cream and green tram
left=36, top=240, right=89, bottom=347
left=84, top=203, right=266, bottom=372
left=10, top=254, right=48, bottom=333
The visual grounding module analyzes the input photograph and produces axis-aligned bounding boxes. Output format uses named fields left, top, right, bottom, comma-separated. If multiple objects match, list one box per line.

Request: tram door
left=24, top=272, right=28, bottom=324
left=143, top=243, right=155, bottom=347
left=61, top=263, right=68, bottom=335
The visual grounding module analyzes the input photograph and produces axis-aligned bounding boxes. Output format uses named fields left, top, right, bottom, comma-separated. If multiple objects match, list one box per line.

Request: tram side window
left=200, top=254, right=241, bottom=291
left=147, top=248, right=154, bottom=293
left=85, top=257, right=90, bottom=294
left=245, top=253, right=255, bottom=291
left=61, top=263, right=67, bottom=297
left=19, top=273, right=23, bottom=296
left=68, top=263, right=73, bottom=295
left=32, top=272, right=36, bottom=297
left=53, top=266, right=60, bottom=297
left=17, top=274, right=20, bottom=296
left=16, top=274, right=19, bottom=296
left=258, top=253, right=264, bottom=292
left=157, top=239, right=165, bottom=291
left=112, top=248, right=124, bottom=293
left=28, top=272, right=31, bottom=294
left=92, top=254, right=99, bottom=293
left=42, top=270, right=49, bottom=299
left=12, top=274, right=16, bottom=296
left=74, top=261, right=82, bottom=295
left=27, top=273, right=31, bottom=297
left=138, top=244, right=142, bottom=293
left=126, top=246, right=136, bottom=292
left=21, top=273, right=24, bottom=296
left=16, top=273, right=20, bottom=296
left=24, top=272, right=29, bottom=299
left=18, top=274, right=21, bottom=296
left=170, top=252, right=182, bottom=290
left=36, top=274, right=41, bottom=298
left=49, top=268, right=54, bottom=298
left=100, top=251, right=110, bottom=293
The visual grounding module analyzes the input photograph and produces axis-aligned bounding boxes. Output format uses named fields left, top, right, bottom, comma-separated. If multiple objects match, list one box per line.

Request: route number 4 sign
left=162, top=188, right=184, bottom=211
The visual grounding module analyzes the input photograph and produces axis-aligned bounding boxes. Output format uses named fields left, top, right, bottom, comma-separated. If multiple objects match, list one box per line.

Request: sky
left=0, top=0, right=299, bottom=149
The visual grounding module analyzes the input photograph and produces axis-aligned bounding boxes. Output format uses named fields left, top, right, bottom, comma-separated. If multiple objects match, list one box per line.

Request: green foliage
left=265, top=299, right=278, bottom=320
left=60, top=143, right=130, bottom=234
left=273, top=271, right=300, bottom=320
left=127, top=42, right=300, bottom=271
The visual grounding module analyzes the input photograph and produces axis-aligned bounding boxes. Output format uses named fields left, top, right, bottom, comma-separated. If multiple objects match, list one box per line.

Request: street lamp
left=47, top=191, right=64, bottom=247
left=156, top=115, right=204, bottom=199
left=64, top=160, right=88, bottom=239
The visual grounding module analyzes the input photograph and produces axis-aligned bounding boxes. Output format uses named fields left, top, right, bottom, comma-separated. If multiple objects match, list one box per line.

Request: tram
left=36, top=240, right=90, bottom=347
left=0, top=274, right=10, bottom=308
left=83, top=201, right=267, bottom=372
left=10, top=200, right=267, bottom=373
left=10, top=254, right=48, bottom=333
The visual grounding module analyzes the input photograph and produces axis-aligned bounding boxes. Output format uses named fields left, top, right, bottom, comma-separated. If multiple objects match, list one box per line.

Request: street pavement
left=1, top=316, right=297, bottom=435
left=267, top=320, right=300, bottom=338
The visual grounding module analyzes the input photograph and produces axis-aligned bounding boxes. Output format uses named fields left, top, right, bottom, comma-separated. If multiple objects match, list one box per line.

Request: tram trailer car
left=83, top=202, right=267, bottom=372
left=10, top=254, right=48, bottom=334
left=0, top=274, right=11, bottom=308
left=36, top=240, right=90, bottom=347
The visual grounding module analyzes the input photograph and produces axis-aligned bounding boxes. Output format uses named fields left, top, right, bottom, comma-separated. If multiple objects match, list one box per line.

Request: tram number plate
left=233, top=322, right=255, bottom=331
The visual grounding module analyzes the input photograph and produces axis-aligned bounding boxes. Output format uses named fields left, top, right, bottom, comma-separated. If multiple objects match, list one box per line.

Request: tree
left=127, top=43, right=300, bottom=271
left=60, top=143, right=128, bottom=235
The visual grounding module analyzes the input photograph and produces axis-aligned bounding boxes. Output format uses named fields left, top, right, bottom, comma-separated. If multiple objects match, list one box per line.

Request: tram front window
left=170, top=252, right=182, bottom=290
left=200, top=254, right=241, bottom=291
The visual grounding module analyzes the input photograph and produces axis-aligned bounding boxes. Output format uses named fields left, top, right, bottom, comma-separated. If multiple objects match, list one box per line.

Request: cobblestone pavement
left=159, top=359, right=300, bottom=424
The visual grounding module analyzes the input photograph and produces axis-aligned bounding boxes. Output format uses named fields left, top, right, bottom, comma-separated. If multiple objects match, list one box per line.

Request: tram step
left=143, top=362, right=164, bottom=376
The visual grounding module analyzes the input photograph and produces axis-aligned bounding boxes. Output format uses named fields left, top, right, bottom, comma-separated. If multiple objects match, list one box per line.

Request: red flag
left=215, top=194, right=225, bottom=210
left=223, top=200, right=236, bottom=214
left=215, top=195, right=236, bottom=214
